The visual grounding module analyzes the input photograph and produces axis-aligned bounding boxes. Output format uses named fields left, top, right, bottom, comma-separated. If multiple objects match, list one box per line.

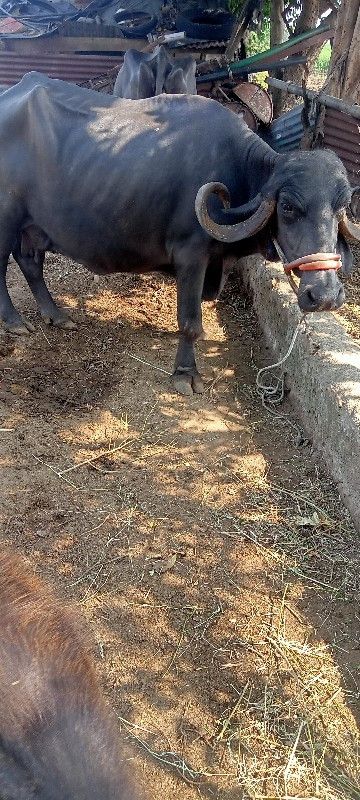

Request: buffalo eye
left=281, top=202, right=295, bottom=215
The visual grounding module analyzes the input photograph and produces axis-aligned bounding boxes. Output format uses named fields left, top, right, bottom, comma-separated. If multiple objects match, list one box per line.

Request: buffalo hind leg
left=173, top=252, right=207, bottom=396
left=12, top=242, right=77, bottom=330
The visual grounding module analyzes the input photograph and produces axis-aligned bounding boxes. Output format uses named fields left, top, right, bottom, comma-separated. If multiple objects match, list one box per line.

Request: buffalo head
left=195, top=150, right=360, bottom=313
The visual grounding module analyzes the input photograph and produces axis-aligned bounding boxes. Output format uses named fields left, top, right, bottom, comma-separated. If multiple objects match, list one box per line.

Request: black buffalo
left=1, top=72, right=359, bottom=395
left=113, top=45, right=197, bottom=99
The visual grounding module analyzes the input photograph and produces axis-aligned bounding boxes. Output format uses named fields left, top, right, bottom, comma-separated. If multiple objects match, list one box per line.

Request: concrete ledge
left=239, top=256, right=360, bottom=531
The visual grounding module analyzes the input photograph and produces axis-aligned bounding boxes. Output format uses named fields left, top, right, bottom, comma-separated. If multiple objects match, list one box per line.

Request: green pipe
left=227, top=22, right=331, bottom=71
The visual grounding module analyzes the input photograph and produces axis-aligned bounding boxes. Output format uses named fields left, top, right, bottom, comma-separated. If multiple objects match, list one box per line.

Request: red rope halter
left=284, top=252, right=342, bottom=274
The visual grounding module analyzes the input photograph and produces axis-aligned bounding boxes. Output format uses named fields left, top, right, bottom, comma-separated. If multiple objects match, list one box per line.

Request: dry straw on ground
left=0, top=255, right=359, bottom=800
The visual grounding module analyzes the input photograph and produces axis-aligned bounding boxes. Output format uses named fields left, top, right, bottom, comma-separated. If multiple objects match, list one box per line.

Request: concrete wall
left=239, top=256, right=360, bottom=531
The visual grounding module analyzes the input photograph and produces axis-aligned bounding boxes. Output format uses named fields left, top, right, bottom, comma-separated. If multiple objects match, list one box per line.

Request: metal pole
left=266, top=76, right=360, bottom=120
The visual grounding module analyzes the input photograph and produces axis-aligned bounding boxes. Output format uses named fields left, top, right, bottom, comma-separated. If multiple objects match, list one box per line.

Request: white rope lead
left=255, top=314, right=308, bottom=439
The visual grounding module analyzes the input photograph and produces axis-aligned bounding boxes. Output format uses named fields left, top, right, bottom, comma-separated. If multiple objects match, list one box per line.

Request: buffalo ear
left=137, top=61, right=155, bottom=99
left=338, top=233, right=353, bottom=277
left=164, top=68, right=187, bottom=94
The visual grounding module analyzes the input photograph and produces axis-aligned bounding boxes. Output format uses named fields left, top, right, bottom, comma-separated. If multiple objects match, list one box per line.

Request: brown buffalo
left=0, top=548, right=143, bottom=800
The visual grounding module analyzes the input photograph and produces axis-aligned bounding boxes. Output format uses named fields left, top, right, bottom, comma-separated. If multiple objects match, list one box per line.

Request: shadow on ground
left=0, top=257, right=359, bottom=799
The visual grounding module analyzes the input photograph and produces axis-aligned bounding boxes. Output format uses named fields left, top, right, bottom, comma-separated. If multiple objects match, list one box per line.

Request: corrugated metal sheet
left=264, top=104, right=314, bottom=153
left=262, top=102, right=360, bottom=188
left=0, top=52, right=122, bottom=86
left=323, top=107, right=360, bottom=187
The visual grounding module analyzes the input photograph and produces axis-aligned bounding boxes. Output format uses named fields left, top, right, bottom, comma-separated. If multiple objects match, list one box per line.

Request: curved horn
left=195, top=182, right=276, bottom=243
left=338, top=210, right=360, bottom=242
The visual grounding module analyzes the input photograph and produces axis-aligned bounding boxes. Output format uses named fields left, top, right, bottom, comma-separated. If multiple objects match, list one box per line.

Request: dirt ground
left=1, top=254, right=359, bottom=800
left=336, top=244, right=360, bottom=344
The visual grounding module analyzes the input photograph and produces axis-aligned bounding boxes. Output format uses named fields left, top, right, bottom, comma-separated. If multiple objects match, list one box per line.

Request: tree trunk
left=270, top=0, right=284, bottom=45
left=327, top=0, right=360, bottom=102
left=285, top=0, right=321, bottom=87
left=269, top=0, right=285, bottom=117
left=272, top=0, right=321, bottom=115
left=273, top=0, right=336, bottom=116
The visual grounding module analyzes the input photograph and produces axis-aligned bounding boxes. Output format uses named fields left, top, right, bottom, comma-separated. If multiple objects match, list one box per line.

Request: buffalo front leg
left=12, top=242, right=77, bottom=330
left=173, top=336, right=204, bottom=396
left=0, top=255, right=36, bottom=334
left=173, top=256, right=207, bottom=396
left=0, top=209, right=37, bottom=334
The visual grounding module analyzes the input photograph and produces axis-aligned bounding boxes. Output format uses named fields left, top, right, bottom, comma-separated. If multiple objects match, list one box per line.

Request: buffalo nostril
left=298, top=288, right=320, bottom=312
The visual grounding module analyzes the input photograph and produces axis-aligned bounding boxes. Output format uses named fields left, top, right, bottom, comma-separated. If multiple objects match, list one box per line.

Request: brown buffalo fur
left=0, top=549, right=143, bottom=800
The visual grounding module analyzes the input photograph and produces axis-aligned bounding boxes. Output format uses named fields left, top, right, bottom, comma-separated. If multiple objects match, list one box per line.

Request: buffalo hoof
left=42, top=311, right=77, bottom=330
left=192, top=374, right=205, bottom=393
left=173, top=370, right=205, bottom=396
left=2, top=316, right=36, bottom=335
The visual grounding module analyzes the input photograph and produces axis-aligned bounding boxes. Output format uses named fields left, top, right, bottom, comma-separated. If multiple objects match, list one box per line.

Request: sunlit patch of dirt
left=0, top=254, right=359, bottom=800
left=336, top=245, right=360, bottom=345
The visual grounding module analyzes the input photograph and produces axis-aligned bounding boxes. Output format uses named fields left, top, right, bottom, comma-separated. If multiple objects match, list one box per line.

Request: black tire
left=114, top=10, right=158, bottom=38
left=175, top=8, right=235, bottom=40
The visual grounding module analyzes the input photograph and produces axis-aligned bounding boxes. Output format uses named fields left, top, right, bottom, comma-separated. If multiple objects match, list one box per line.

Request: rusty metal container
left=232, top=81, right=273, bottom=125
